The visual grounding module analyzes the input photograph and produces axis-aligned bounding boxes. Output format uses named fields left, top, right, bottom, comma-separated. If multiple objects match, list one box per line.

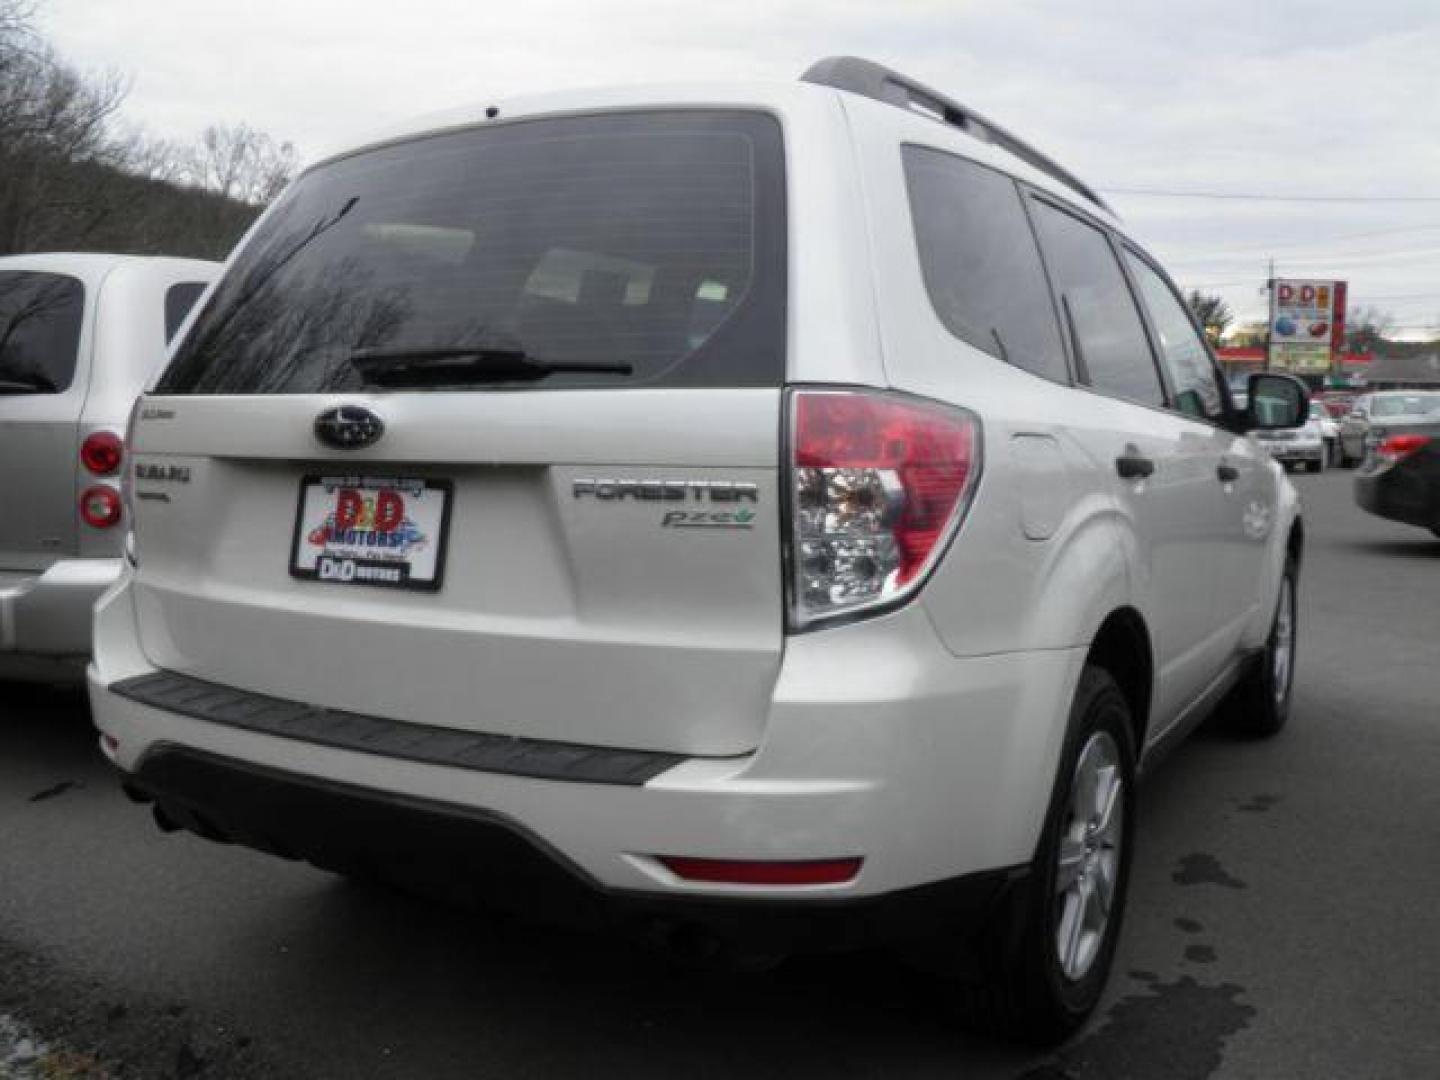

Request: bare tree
left=187, top=122, right=297, bottom=205
left=1345, top=305, right=1394, bottom=353
left=0, top=0, right=294, bottom=258
left=1186, top=290, right=1233, bottom=346
left=0, top=0, right=130, bottom=253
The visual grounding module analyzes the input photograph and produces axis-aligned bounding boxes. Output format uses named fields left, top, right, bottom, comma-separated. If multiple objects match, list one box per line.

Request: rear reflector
left=658, top=856, right=863, bottom=886
left=80, top=485, right=123, bottom=528
left=81, top=431, right=124, bottom=476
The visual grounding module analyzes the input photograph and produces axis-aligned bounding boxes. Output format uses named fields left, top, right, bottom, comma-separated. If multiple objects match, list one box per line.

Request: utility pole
left=1264, top=257, right=1275, bottom=373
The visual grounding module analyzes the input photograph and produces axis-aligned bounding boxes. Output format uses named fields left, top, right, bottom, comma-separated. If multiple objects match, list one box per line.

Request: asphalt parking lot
left=2, top=468, right=1437, bottom=1080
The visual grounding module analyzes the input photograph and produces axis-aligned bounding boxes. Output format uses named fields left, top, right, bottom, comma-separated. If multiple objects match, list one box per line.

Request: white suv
left=88, top=58, right=1307, bottom=1043
left=1, top=253, right=217, bottom=682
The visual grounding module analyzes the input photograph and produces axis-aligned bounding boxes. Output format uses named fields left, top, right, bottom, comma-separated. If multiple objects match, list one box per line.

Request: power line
left=1102, top=187, right=1440, bottom=204
left=1162, top=224, right=1440, bottom=264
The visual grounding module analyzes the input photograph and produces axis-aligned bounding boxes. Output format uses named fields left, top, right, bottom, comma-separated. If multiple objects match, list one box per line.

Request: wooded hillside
left=0, top=0, right=294, bottom=260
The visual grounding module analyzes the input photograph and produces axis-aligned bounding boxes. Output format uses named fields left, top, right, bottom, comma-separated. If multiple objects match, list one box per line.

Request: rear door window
left=158, top=111, right=786, bottom=394
left=0, top=271, right=85, bottom=395
left=903, top=146, right=1067, bottom=383
left=1029, top=200, right=1164, bottom=408
left=164, top=282, right=209, bottom=343
left=1123, top=251, right=1226, bottom=422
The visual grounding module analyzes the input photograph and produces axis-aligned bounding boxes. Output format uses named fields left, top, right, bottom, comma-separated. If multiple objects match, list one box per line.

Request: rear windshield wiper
left=348, top=345, right=633, bottom=387
left=0, top=372, right=57, bottom=394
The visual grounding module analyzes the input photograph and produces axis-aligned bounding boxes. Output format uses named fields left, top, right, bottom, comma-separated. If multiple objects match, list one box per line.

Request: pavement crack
left=1236, top=793, right=1283, bottom=813
left=28, top=781, right=81, bottom=803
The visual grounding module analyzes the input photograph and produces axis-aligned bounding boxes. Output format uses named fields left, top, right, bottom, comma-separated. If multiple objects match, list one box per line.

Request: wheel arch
left=1083, top=607, right=1154, bottom=753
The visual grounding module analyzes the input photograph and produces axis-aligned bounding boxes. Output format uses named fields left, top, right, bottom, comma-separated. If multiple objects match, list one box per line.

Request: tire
left=1305, top=459, right=1323, bottom=474
left=1223, top=558, right=1297, bottom=737
left=952, top=666, right=1137, bottom=1046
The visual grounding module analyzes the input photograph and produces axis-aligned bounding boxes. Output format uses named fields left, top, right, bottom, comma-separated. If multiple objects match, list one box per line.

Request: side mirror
left=1244, top=373, right=1309, bottom=431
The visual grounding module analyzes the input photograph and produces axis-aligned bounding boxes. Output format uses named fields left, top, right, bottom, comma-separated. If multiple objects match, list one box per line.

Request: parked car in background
left=1310, top=401, right=1340, bottom=467
left=0, top=254, right=219, bottom=682
left=1313, top=390, right=1356, bottom=420
left=1352, top=393, right=1440, bottom=537
left=88, top=58, right=1308, bottom=1044
left=1253, top=399, right=1328, bottom=472
left=1339, top=391, right=1440, bottom=468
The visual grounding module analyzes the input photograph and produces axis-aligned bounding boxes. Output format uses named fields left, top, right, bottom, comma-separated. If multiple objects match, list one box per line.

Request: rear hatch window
left=0, top=272, right=85, bottom=395
left=159, top=110, right=786, bottom=394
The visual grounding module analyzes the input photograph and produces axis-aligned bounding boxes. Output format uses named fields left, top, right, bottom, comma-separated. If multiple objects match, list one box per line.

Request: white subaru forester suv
left=88, top=58, right=1307, bottom=1043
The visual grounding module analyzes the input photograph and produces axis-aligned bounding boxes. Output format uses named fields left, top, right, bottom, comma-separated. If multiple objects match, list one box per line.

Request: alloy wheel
left=1054, top=730, right=1124, bottom=982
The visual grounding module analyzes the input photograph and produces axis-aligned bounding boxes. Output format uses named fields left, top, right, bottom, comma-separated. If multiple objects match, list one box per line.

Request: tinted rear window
left=159, top=111, right=786, bottom=394
left=0, top=271, right=85, bottom=395
left=903, top=146, right=1067, bottom=383
left=165, top=282, right=208, bottom=342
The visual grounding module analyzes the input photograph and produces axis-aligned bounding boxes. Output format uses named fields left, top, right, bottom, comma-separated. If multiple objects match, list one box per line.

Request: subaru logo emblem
left=314, top=405, right=384, bottom=449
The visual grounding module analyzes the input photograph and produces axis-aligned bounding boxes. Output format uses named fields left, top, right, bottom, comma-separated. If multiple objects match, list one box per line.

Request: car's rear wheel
left=1306, top=458, right=1323, bottom=474
left=950, top=666, right=1136, bottom=1045
left=1223, top=558, right=1297, bottom=737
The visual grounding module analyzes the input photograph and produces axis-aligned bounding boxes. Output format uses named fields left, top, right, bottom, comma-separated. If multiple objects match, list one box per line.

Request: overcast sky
left=40, top=0, right=1440, bottom=336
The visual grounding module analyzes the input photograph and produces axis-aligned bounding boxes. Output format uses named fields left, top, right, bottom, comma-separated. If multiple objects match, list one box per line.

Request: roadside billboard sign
left=1270, top=343, right=1331, bottom=373
left=1269, top=278, right=1345, bottom=374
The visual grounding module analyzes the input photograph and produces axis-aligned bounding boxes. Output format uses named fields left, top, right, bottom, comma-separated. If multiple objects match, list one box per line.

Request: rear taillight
left=1376, top=434, right=1432, bottom=464
left=80, top=431, right=124, bottom=476
left=788, top=389, right=981, bottom=628
left=79, top=485, right=123, bottom=529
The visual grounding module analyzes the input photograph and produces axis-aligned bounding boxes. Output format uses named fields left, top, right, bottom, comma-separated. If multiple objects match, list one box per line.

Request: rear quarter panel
left=837, top=96, right=1133, bottom=658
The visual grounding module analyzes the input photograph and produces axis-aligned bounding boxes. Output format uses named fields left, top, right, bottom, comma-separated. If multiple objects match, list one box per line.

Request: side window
left=0, top=271, right=85, bottom=394
left=164, top=282, right=208, bottom=343
left=902, top=146, right=1068, bottom=383
left=1029, top=201, right=1164, bottom=408
left=1123, top=252, right=1225, bottom=422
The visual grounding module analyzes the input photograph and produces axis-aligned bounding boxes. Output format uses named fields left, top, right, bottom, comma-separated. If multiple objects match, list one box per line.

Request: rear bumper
left=122, top=745, right=1022, bottom=955
left=89, top=573, right=1083, bottom=927
left=1354, top=461, right=1439, bottom=530
left=1259, top=441, right=1324, bottom=463
left=0, top=558, right=121, bottom=676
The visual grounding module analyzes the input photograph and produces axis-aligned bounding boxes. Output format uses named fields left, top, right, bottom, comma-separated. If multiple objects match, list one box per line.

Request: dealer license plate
left=290, top=476, right=452, bottom=591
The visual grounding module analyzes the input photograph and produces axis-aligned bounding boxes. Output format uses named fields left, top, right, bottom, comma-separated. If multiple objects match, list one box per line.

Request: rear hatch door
left=129, top=108, right=788, bottom=758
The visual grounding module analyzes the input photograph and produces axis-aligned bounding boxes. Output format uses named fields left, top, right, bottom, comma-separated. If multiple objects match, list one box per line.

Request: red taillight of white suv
left=80, top=431, right=124, bottom=476
left=79, top=430, right=125, bottom=529
left=788, top=388, right=981, bottom=628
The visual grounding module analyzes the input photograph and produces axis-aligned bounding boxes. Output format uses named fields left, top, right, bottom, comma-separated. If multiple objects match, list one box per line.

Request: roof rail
left=801, top=56, right=1113, bottom=216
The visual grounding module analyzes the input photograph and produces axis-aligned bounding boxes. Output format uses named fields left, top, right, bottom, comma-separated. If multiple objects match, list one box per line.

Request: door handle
left=1216, top=462, right=1240, bottom=483
left=1115, top=452, right=1155, bottom=480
